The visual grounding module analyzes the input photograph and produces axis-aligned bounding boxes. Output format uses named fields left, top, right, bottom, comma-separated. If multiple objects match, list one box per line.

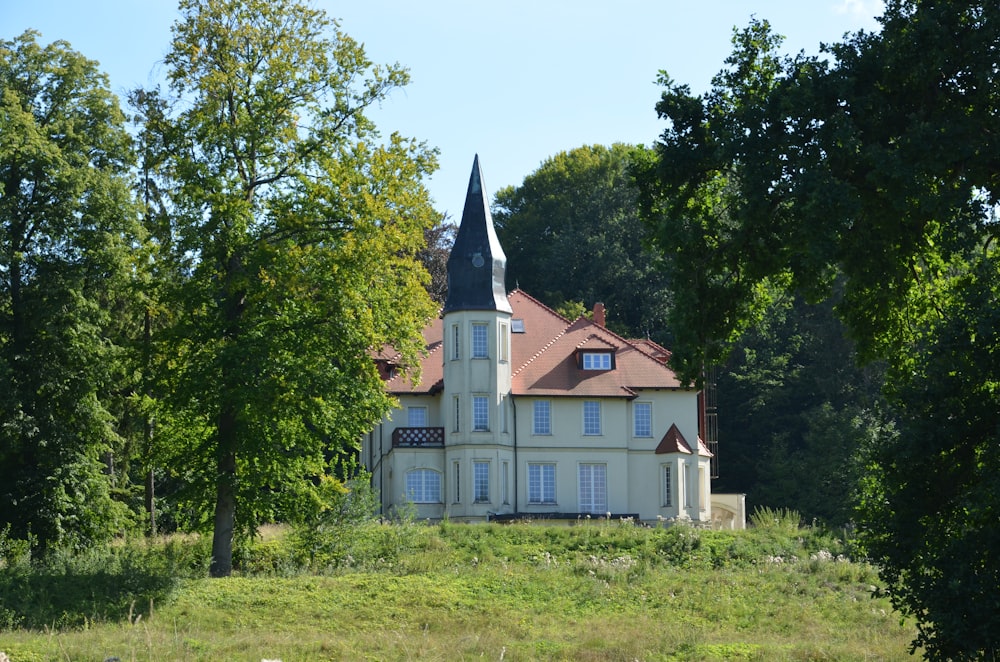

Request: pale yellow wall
left=368, top=370, right=709, bottom=522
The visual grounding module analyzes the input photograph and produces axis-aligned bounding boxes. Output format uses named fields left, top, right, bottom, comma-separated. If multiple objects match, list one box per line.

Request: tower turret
left=443, top=155, right=512, bottom=314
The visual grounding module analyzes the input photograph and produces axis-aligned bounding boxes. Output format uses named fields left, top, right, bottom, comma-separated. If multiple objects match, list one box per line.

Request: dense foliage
left=0, top=31, right=141, bottom=552
left=714, top=295, right=886, bottom=526
left=635, top=2, right=1000, bottom=658
left=1, top=1, right=438, bottom=576
left=493, top=144, right=672, bottom=342
left=140, top=0, right=439, bottom=577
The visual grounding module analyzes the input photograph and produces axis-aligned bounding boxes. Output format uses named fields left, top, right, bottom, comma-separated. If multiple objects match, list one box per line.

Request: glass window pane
left=472, top=323, right=488, bottom=358
left=474, top=461, right=489, bottom=502
left=533, top=400, right=551, bottom=434
left=473, top=395, right=489, bottom=431
left=528, top=463, right=556, bottom=504
left=583, top=401, right=601, bottom=435
left=579, top=464, right=607, bottom=514
left=407, top=406, right=427, bottom=427
left=405, top=469, right=441, bottom=503
left=634, top=402, right=651, bottom=437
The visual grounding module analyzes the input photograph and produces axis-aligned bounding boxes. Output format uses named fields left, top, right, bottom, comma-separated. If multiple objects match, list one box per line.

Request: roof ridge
left=628, top=337, right=673, bottom=363
left=573, top=333, right=618, bottom=350
left=510, top=288, right=571, bottom=323
left=568, top=316, right=676, bottom=374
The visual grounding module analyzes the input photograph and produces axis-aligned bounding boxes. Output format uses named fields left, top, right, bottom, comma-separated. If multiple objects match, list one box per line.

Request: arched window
left=405, top=468, right=442, bottom=503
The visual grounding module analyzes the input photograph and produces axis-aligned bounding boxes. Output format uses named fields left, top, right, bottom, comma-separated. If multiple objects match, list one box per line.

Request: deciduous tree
left=0, top=31, right=140, bottom=551
left=146, top=0, right=438, bottom=576
left=636, top=3, right=1000, bottom=657
left=494, top=144, right=672, bottom=342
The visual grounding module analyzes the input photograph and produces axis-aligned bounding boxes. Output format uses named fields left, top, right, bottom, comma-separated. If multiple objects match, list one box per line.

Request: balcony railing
left=392, top=426, right=445, bottom=448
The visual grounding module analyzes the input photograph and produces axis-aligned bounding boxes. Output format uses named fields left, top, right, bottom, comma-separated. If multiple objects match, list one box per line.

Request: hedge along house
left=363, top=156, right=744, bottom=527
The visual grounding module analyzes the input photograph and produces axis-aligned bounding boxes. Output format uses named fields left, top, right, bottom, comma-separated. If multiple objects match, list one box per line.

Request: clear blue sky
left=4, top=0, right=883, bottom=217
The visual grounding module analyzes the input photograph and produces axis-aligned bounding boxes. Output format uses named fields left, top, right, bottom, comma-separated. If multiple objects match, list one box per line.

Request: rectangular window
left=684, top=464, right=692, bottom=508
left=633, top=402, right=652, bottom=437
left=453, top=396, right=460, bottom=432
left=578, top=463, right=608, bottom=514
left=472, top=323, right=488, bottom=358
left=501, top=396, right=509, bottom=433
left=662, top=465, right=673, bottom=507
left=533, top=400, right=551, bottom=435
left=502, top=461, right=510, bottom=504
left=499, top=322, right=509, bottom=362
left=582, top=352, right=612, bottom=370
left=474, top=461, right=490, bottom=503
left=583, top=401, right=601, bottom=435
left=453, top=461, right=461, bottom=503
left=407, top=406, right=427, bottom=428
left=473, top=395, right=489, bottom=431
left=699, top=467, right=707, bottom=511
left=528, top=463, right=556, bottom=504
left=405, top=469, right=441, bottom=503
left=451, top=324, right=460, bottom=360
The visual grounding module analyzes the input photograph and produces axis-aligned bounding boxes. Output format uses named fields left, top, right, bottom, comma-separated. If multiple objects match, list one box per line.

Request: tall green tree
left=493, top=144, right=672, bottom=341
left=715, top=294, right=885, bottom=525
left=0, top=31, right=141, bottom=551
left=145, top=0, right=438, bottom=576
left=418, top=216, right=456, bottom=305
left=635, top=3, right=1000, bottom=658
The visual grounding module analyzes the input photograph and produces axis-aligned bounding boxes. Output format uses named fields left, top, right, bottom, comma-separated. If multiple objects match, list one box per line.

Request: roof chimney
left=593, top=302, right=606, bottom=328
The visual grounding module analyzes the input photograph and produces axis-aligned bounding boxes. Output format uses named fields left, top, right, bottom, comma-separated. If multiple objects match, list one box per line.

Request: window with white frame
left=452, top=395, right=461, bottom=432
left=451, top=324, right=460, bottom=360
left=472, top=395, right=489, bottom=431
left=582, top=352, right=612, bottom=370
left=527, top=463, right=556, bottom=504
left=405, top=469, right=441, bottom=503
left=633, top=402, right=652, bottom=437
left=502, top=461, right=510, bottom=504
left=499, top=322, right=509, bottom=362
left=453, top=461, right=461, bottom=503
left=699, top=467, right=707, bottom=511
left=473, top=461, right=490, bottom=503
left=578, top=463, right=608, bottom=514
left=533, top=400, right=551, bottom=435
left=407, top=406, right=427, bottom=428
left=471, top=323, right=488, bottom=358
left=583, top=401, right=601, bottom=435
left=662, top=464, right=673, bottom=507
left=684, top=464, right=693, bottom=508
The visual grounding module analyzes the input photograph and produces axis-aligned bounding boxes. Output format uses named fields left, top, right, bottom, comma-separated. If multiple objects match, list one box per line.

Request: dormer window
left=581, top=351, right=613, bottom=370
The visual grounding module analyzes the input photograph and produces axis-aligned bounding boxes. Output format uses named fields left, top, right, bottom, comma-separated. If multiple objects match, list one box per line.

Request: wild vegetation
left=634, top=3, right=1000, bottom=657
left=3, top=0, right=998, bottom=659
left=0, top=512, right=915, bottom=661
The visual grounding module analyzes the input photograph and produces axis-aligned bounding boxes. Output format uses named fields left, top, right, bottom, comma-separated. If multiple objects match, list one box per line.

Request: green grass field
left=0, top=516, right=917, bottom=661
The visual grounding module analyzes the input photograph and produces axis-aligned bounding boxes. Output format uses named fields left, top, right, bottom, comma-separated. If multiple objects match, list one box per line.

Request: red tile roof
left=384, top=289, right=684, bottom=397
left=654, top=423, right=713, bottom=457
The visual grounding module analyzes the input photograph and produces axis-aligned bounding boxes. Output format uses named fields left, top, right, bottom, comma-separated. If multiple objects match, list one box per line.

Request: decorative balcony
left=392, top=426, right=445, bottom=448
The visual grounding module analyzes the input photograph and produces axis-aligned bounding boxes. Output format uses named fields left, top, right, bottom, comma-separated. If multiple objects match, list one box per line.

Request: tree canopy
left=493, top=144, right=672, bottom=342
left=0, top=31, right=140, bottom=551
left=141, top=0, right=439, bottom=576
left=635, top=2, right=1000, bottom=658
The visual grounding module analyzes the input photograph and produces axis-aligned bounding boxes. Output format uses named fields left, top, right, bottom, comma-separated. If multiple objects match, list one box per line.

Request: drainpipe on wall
left=510, top=392, right=518, bottom=514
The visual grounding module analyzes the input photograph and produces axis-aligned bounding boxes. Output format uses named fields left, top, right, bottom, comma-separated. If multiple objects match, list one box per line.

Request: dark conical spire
left=443, top=155, right=512, bottom=314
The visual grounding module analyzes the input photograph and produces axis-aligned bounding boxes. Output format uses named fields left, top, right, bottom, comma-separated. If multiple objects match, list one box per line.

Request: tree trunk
left=210, top=406, right=238, bottom=577
left=142, top=308, right=156, bottom=537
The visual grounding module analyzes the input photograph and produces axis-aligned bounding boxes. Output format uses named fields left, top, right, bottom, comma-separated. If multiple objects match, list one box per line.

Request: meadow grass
left=0, top=518, right=917, bottom=661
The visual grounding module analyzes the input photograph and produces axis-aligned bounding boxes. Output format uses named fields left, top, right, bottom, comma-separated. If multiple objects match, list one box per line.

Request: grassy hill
left=0, top=513, right=916, bottom=660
